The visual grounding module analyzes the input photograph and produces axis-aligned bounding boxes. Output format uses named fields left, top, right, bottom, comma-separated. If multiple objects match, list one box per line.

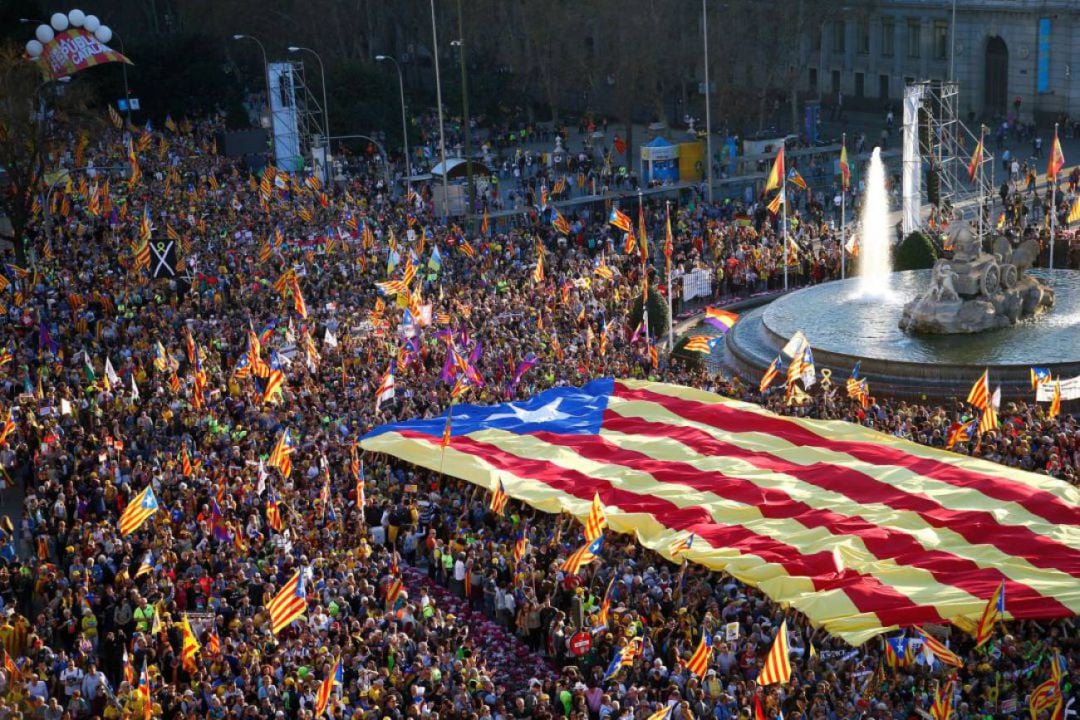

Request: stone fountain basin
left=722, top=269, right=1080, bottom=400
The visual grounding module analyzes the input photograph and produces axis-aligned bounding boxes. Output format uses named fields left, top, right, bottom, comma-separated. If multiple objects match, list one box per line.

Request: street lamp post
left=702, top=0, right=714, bottom=205
left=232, top=34, right=275, bottom=157
left=430, top=0, right=449, bottom=221
left=288, top=46, right=331, bottom=184
left=376, top=55, right=412, bottom=197
left=949, top=0, right=957, bottom=82
left=453, top=0, right=474, bottom=221
left=112, top=31, right=133, bottom=123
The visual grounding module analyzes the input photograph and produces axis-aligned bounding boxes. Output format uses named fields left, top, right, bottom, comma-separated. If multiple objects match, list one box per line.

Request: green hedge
left=893, top=231, right=938, bottom=271
left=628, top=286, right=669, bottom=341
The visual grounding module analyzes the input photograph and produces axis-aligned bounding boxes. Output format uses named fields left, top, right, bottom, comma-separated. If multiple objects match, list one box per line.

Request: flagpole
left=1050, top=123, right=1058, bottom=271
left=782, top=168, right=789, bottom=291
left=666, top=201, right=674, bottom=350
left=638, top=190, right=651, bottom=346
left=638, top=187, right=646, bottom=277
left=643, top=298, right=650, bottom=341
left=978, top=125, right=986, bottom=244
left=841, top=132, right=846, bottom=280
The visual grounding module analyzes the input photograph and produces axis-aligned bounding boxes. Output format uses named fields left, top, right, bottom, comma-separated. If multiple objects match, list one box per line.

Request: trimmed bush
left=628, top=285, right=669, bottom=341
left=892, top=231, right=938, bottom=271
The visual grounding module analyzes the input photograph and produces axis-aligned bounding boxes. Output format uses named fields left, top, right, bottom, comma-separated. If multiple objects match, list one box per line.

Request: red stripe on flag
left=396, top=430, right=944, bottom=626
left=616, top=384, right=1080, bottom=527
left=600, top=411, right=1080, bottom=581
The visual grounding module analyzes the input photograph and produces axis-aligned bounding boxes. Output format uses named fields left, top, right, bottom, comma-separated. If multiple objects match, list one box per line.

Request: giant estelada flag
left=361, top=378, right=1080, bottom=645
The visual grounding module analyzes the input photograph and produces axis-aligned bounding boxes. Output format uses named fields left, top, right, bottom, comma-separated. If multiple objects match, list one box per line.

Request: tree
left=0, top=43, right=56, bottom=264
left=483, top=0, right=587, bottom=123
left=628, top=284, right=669, bottom=341
left=0, top=43, right=99, bottom=265
left=893, top=231, right=938, bottom=271
left=585, top=0, right=695, bottom=165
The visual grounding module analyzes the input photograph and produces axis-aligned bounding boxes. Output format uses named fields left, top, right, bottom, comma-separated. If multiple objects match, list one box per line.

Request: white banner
left=1036, top=375, right=1080, bottom=401
left=681, top=270, right=712, bottom=301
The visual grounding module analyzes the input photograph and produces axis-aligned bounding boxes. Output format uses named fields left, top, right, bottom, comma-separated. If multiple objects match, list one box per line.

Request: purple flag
left=468, top=340, right=483, bottom=366
left=510, top=352, right=539, bottom=389
left=38, top=321, right=58, bottom=355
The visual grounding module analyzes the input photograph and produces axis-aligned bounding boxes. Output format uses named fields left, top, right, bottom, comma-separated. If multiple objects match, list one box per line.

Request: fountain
left=719, top=154, right=1077, bottom=399
left=855, top=148, right=893, bottom=298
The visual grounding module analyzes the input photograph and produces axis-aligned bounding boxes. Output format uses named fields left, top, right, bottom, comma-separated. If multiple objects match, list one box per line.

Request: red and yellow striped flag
left=180, top=614, right=200, bottom=673
left=360, top=379, right=1080, bottom=645
left=118, top=485, right=160, bottom=536
left=683, top=336, right=713, bottom=354
left=489, top=478, right=508, bottom=514
left=1049, top=379, right=1062, bottom=419
left=1048, top=128, right=1066, bottom=181
left=206, top=631, right=221, bottom=656
left=974, top=580, right=1005, bottom=647
left=561, top=536, right=603, bottom=575
left=315, top=658, right=341, bottom=717
left=966, top=369, right=990, bottom=410
left=756, top=619, right=792, bottom=685
left=266, top=570, right=308, bottom=634
left=839, top=143, right=851, bottom=190
left=967, top=135, right=984, bottom=182
left=684, top=629, right=712, bottom=677
left=913, top=626, right=963, bottom=668
left=765, top=147, right=785, bottom=191
left=930, top=681, right=954, bottom=720
left=268, top=429, right=296, bottom=478
left=584, top=492, right=606, bottom=542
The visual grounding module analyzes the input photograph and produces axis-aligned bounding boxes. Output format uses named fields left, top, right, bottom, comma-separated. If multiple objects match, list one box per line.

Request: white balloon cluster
left=25, top=9, right=112, bottom=59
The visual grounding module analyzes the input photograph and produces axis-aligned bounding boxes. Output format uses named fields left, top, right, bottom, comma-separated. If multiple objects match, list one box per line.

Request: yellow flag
left=180, top=614, right=200, bottom=673
left=765, top=147, right=785, bottom=191
left=1068, top=197, right=1080, bottom=225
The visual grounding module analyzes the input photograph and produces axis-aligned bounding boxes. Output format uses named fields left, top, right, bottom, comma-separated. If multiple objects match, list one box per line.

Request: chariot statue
left=899, top=223, right=1054, bottom=334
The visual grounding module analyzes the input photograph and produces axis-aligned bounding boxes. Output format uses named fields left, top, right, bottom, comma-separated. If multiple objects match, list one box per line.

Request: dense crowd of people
left=0, top=107, right=1076, bottom=720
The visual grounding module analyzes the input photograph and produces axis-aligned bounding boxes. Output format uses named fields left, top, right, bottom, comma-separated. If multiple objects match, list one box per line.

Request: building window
left=857, top=22, right=870, bottom=54
left=934, top=21, right=948, bottom=60
left=907, top=20, right=921, bottom=59
left=809, top=67, right=818, bottom=93
left=813, top=27, right=822, bottom=52
left=855, top=72, right=865, bottom=98
left=879, top=74, right=890, bottom=99
left=832, top=70, right=841, bottom=95
left=833, top=21, right=846, bottom=53
left=881, top=18, right=895, bottom=57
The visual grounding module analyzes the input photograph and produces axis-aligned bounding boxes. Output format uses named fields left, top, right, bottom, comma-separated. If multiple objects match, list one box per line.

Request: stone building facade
left=806, top=0, right=1080, bottom=121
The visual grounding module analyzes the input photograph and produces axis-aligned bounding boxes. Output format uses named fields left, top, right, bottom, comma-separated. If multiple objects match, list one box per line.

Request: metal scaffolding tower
left=289, top=61, right=327, bottom=171
left=268, top=61, right=326, bottom=173
left=907, top=80, right=996, bottom=234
